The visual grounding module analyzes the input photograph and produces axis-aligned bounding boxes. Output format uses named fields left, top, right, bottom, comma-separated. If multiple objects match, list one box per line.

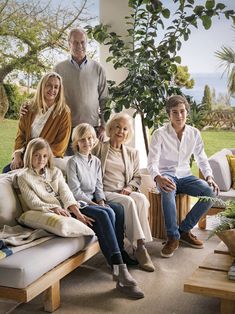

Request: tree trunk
left=0, top=83, right=9, bottom=119
left=140, top=112, right=149, bottom=155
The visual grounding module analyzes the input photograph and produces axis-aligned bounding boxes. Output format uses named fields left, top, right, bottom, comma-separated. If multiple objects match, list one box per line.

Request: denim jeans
left=107, top=202, right=125, bottom=252
left=2, top=163, right=11, bottom=173
left=80, top=204, right=121, bottom=264
left=160, top=175, right=216, bottom=240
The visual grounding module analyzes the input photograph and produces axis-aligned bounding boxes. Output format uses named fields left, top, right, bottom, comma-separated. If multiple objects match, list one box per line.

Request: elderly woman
left=93, top=112, right=155, bottom=272
left=3, top=72, right=71, bottom=173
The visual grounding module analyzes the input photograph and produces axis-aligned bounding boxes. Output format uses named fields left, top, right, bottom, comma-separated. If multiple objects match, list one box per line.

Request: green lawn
left=0, top=119, right=234, bottom=173
left=191, top=129, right=235, bottom=176
left=0, top=119, right=18, bottom=172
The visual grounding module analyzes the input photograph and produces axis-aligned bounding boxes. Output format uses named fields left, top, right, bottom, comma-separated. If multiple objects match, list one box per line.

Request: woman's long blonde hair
left=30, top=72, right=69, bottom=117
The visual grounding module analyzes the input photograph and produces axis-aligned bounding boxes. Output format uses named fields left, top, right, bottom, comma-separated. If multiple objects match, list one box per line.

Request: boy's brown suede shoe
left=180, top=231, right=204, bottom=248
left=161, top=239, right=179, bottom=258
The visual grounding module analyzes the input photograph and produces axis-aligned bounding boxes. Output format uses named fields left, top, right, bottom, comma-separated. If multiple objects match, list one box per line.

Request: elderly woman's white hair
left=106, top=112, right=134, bottom=143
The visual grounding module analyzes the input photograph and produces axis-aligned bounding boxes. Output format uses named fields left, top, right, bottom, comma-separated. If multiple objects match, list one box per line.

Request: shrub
left=4, top=84, right=33, bottom=120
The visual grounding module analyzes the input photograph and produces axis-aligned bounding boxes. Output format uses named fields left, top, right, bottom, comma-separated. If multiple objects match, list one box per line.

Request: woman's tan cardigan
left=14, top=106, right=71, bottom=157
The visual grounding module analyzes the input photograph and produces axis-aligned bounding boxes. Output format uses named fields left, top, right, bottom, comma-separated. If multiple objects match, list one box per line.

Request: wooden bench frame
left=184, top=242, right=235, bottom=314
left=0, top=241, right=100, bottom=312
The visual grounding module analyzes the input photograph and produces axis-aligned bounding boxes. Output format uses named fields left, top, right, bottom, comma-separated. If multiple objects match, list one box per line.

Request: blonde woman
left=3, top=72, right=71, bottom=173
left=93, top=113, right=155, bottom=272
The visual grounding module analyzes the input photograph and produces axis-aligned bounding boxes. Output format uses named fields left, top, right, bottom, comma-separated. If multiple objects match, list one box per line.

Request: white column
left=99, top=0, right=130, bottom=83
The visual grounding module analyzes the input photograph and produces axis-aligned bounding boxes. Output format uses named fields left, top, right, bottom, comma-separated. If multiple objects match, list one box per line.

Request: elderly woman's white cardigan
left=92, top=140, right=141, bottom=190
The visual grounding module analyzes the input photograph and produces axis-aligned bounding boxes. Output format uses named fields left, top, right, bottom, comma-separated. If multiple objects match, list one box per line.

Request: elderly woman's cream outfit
left=93, top=141, right=152, bottom=246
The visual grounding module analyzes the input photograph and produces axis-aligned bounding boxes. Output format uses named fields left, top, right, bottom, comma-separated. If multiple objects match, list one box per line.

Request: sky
left=178, top=0, right=235, bottom=74
left=62, top=0, right=234, bottom=74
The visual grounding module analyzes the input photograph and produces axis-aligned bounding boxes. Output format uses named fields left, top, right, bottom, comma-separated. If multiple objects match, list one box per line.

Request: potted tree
left=86, top=0, right=235, bottom=154
left=86, top=0, right=234, bottom=204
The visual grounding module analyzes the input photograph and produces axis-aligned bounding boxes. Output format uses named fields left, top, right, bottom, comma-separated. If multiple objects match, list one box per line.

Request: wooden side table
left=184, top=243, right=235, bottom=314
left=148, top=191, right=191, bottom=239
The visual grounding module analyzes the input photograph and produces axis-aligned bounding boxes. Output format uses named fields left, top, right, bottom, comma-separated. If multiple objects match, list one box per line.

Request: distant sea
left=182, top=72, right=234, bottom=106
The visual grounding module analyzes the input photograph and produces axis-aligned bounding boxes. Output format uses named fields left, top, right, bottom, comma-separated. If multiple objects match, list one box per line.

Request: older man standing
left=54, top=28, right=108, bottom=153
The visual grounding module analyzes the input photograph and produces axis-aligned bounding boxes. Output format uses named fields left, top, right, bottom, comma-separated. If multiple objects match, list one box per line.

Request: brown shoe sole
left=160, top=245, right=179, bottom=258
left=179, top=238, right=204, bottom=249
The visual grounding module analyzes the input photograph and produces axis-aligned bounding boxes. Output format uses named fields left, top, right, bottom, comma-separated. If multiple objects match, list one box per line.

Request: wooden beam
left=43, top=281, right=60, bottom=312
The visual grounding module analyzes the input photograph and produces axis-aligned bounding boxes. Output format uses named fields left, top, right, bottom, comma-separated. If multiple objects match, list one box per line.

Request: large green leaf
left=201, top=15, right=212, bottom=29
left=205, top=0, right=215, bottom=10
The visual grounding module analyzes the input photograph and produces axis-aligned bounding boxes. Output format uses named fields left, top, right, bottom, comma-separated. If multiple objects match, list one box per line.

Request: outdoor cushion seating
left=198, top=148, right=235, bottom=229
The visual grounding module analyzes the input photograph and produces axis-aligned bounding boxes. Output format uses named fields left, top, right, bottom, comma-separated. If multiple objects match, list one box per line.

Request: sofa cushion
left=208, top=149, right=233, bottom=192
left=18, top=210, right=95, bottom=237
left=53, top=156, right=71, bottom=176
left=219, top=188, right=235, bottom=201
left=0, top=175, right=23, bottom=228
left=0, top=235, right=96, bottom=288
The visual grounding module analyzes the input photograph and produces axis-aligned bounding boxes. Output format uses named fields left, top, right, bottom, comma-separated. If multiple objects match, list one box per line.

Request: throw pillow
left=226, top=155, right=235, bottom=189
left=18, top=210, right=95, bottom=237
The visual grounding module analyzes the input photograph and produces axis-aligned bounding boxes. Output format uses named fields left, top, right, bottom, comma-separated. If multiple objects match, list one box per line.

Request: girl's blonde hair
left=106, top=112, right=134, bottom=143
left=24, top=138, right=54, bottom=169
left=30, top=72, right=69, bottom=117
left=72, top=123, right=97, bottom=153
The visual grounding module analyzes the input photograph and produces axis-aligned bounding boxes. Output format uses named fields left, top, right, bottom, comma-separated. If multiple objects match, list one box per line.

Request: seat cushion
left=0, top=235, right=97, bottom=288
left=218, top=188, right=235, bottom=201
left=208, top=149, right=233, bottom=192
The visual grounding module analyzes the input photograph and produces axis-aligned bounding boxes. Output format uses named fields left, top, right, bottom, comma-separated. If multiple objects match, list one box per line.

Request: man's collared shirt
left=70, top=56, right=88, bottom=70
left=147, top=122, right=213, bottom=180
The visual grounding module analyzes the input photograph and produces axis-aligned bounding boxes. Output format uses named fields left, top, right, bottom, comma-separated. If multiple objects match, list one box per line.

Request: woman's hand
left=97, top=199, right=111, bottom=208
left=51, top=207, right=71, bottom=217
left=155, top=175, right=176, bottom=192
left=11, top=152, right=24, bottom=170
left=20, top=103, right=29, bottom=117
left=69, top=204, right=94, bottom=227
left=97, top=199, right=105, bottom=206
left=120, top=186, right=132, bottom=195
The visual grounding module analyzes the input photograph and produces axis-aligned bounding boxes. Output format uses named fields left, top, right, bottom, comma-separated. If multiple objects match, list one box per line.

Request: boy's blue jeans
left=80, top=202, right=123, bottom=265
left=160, top=175, right=216, bottom=240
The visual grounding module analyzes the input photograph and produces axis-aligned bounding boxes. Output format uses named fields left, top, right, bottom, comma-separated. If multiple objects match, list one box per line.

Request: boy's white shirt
left=147, top=122, right=213, bottom=180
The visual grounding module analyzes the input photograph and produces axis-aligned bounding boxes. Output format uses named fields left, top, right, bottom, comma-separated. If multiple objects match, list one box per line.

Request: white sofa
left=207, top=148, right=235, bottom=200
left=0, top=168, right=99, bottom=312
left=198, top=148, right=235, bottom=229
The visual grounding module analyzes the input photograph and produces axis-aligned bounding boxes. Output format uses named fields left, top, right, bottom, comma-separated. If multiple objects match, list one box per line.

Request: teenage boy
left=147, top=95, right=219, bottom=258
